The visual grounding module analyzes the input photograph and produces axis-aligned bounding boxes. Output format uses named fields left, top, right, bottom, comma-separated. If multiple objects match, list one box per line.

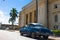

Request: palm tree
left=9, top=8, right=18, bottom=29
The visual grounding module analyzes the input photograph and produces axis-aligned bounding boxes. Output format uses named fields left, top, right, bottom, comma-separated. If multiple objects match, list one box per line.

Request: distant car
left=19, top=23, right=53, bottom=39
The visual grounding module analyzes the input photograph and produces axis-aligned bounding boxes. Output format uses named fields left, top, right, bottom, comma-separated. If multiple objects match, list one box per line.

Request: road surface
left=0, top=30, right=60, bottom=40
left=0, top=30, right=35, bottom=40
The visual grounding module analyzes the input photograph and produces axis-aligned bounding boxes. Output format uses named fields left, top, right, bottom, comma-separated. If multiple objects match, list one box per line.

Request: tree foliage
left=9, top=8, right=18, bottom=29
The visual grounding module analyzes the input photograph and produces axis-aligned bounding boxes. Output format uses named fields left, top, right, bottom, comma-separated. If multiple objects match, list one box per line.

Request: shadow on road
left=33, top=37, right=55, bottom=40
left=36, top=38, right=55, bottom=40
left=22, top=35, right=55, bottom=40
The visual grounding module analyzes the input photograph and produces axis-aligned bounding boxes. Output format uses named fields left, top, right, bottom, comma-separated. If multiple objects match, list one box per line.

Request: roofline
left=22, top=1, right=33, bottom=10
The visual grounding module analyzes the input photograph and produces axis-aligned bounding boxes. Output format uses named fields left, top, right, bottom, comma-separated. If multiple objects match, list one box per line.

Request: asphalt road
left=0, top=30, right=60, bottom=40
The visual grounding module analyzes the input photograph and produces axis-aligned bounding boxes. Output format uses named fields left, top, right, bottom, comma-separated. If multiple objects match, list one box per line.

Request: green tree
left=9, top=8, right=18, bottom=29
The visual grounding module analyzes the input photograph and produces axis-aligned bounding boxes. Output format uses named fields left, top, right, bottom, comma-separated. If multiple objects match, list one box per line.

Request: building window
left=54, top=25, right=58, bottom=30
left=34, top=10, right=37, bottom=23
left=54, top=4, right=57, bottom=8
left=29, top=12, right=32, bottom=23
left=55, top=15, right=58, bottom=22
left=54, top=4, right=60, bottom=8
left=26, top=14, right=28, bottom=24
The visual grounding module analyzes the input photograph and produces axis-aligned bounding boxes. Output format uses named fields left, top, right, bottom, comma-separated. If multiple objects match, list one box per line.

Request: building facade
left=19, top=0, right=60, bottom=29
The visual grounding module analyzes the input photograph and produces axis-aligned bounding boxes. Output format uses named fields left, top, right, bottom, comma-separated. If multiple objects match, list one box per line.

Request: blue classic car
left=19, top=23, right=53, bottom=39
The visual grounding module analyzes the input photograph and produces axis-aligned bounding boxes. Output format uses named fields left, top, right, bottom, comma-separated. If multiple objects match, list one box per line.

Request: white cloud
left=14, top=17, right=19, bottom=25
left=0, top=10, right=4, bottom=17
left=0, top=10, right=18, bottom=25
left=0, top=10, right=9, bottom=24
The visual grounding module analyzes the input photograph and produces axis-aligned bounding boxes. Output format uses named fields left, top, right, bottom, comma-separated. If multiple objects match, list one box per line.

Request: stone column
left=32, top=12, right=35, bottom=23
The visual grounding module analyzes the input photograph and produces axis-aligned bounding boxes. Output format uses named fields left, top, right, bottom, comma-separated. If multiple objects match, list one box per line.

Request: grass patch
left=52, top=30, right=60, bottom=36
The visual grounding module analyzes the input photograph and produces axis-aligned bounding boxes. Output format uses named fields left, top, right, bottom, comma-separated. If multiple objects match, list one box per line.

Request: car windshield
left=34, top=25, right=44, bottom=27
left=29, top=24, right=44, bottom=28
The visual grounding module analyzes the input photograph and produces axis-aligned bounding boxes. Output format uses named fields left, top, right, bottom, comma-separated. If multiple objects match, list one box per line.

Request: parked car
left=19, top=23, right=53, bottom=39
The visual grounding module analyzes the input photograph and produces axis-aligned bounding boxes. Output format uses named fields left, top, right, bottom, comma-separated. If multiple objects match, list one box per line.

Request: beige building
left=19, top=0, right=60, bottom=29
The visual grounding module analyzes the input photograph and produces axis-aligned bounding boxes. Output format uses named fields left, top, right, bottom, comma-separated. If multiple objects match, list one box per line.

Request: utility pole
left=36, top=0, right=38, bottom=23
left=46, top=0, right=49, bottom=28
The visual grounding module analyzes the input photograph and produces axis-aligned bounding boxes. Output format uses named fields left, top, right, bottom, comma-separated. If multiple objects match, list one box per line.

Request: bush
left=52, top=30, right=60, bottom=36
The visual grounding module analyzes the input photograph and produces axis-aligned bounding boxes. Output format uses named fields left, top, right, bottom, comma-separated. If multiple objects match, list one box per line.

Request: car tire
left=31, top=33, right=36, bottom=38
left=43, top=36, right=48, bottom=39
left=26, top=33, right=31, bottom=37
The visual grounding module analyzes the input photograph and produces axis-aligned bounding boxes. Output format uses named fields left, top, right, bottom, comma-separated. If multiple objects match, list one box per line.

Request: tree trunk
left=12, top=22, right=14, bottom=30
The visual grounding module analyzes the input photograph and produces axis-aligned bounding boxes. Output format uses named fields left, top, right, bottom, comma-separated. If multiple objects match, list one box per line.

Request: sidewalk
left=49, top=36, right=60, bottom=40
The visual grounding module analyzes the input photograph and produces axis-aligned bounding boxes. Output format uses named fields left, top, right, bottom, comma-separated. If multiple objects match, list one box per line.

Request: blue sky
left=0, top=0, right=32, bottom=25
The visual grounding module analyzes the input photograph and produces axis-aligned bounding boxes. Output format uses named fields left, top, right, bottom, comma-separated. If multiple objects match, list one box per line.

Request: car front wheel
left=31, top=33, right=36, bottom=38
left=20, top=33, right=23, bottom=36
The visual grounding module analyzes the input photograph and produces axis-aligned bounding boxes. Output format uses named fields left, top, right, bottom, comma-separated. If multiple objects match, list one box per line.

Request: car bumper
left=35, top=32, right=49, bottom=36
